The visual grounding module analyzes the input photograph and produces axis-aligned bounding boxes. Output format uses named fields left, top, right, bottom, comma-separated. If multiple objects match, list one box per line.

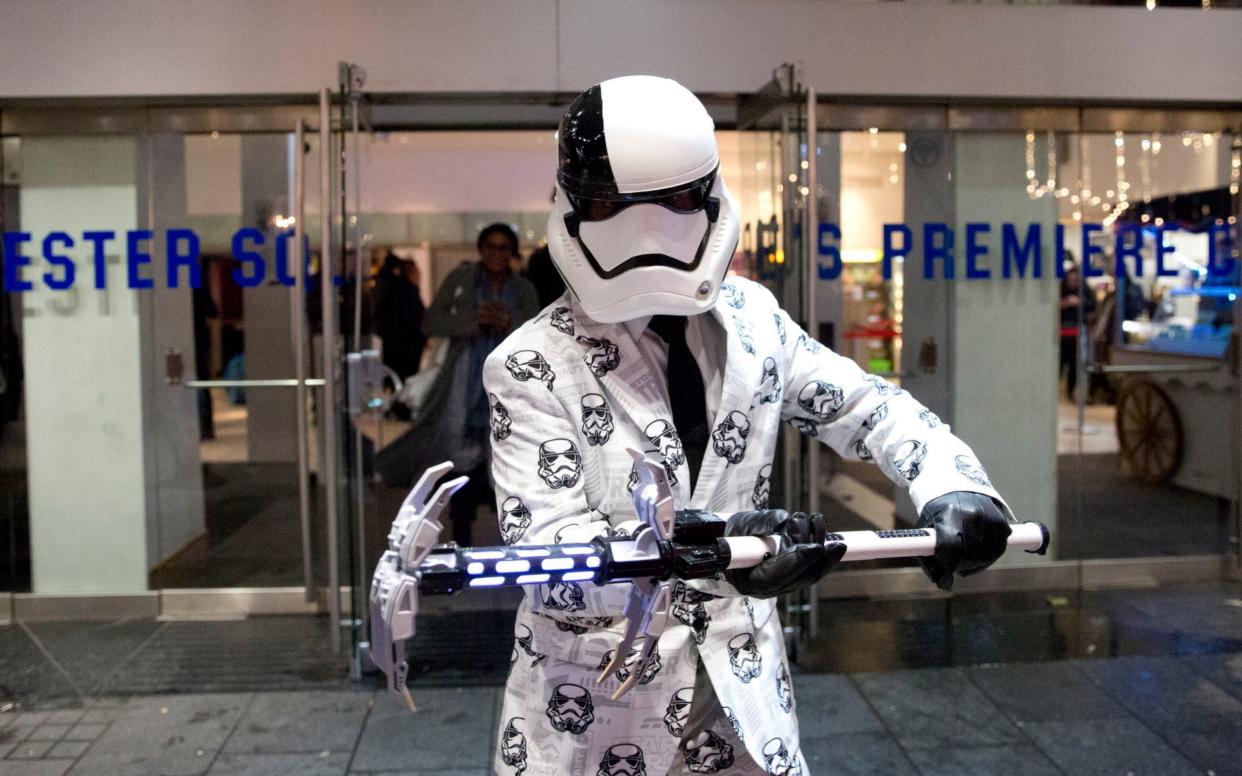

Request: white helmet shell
left=548, top=75, right=740, bottom=323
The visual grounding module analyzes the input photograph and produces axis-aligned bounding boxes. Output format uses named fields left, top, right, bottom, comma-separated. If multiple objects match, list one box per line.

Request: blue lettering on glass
left=1002, top=223, right=1041, bottom=279
left=1155, top=227, right=1179, bottom=278
left=881, top=224, right=911, bottom=281
left=964, top=222, right=991, bottom=280
left=923, top=222, right=954, bottom=279
left=817, top=223, right=842, bottom=280
left=1207, top=223, right=1236, bottom=278
left=166, top=228, right=201, bottom=289
left=231, top=228, right=266, bottom=288
left=83, top=230, right=115, bottom=289
left=1115, top=223, right=1143, bottom=279
left=2, top=232, right=33, bottom=292
left=42, top=232, right=76, bottom=290
left=127, top=230, right=155, bottom=290
left=1080, top=223, right=1105, bottom=278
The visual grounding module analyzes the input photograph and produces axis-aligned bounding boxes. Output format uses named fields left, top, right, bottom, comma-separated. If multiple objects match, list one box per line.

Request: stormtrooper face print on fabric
left=757, top=357, right=781, bottom=404
left=752, top=464, right=772, bottom=509
left=776, top=664, right=793, bottom=713
left=955, top=454, right=992, bottom=487
left=671, top=581, right=712, bottom=644
left=546, top=683, right=595, bottom=735
left=598, top=642, right=663, bottom=685
left=711, top=410, right=750, bottom=464
left=683, top=730, right=735, bottom=774
left=500, top=717, right=528, bottom=775
left=796, top=332, right=821, bottom=354
left=663, top=687, right=694, bottom=736
left=550, top=306, right=575, bottom=335
left=542, top=581, right=586, bottom=612
left=556, top=620, right=588, bottom=635
left=722, top=707, right=743, bottom=741
left=598, top=744, right=646, bottom=776
left=797, top=380, right=844, bottom=422
left=577, top=335, right=621, bottom=377
left=773, top=313, right=786, bottom=345
left=727, top=633, right=762, bottom=682
left=762, top=738, right=802, bottom=776
left=733, top=317, right=756, bottom=355
left=500, top=497, right=532, bottom=545
left=490, top=394, right=513, bottom=441
left=538, top=438, right=582, bottom=488
left=581, top=393, right=614, bottom=446
left=854, top=439, right=874, bottom=462
left=790, top=418, right=819, bottom=438
left=863, top=402, right=889, bottom=432
left=863, top=374, right=900, bottom=396
left=514, top=624, right=545, bottom=667
left=644, top=419, right=686, bottom=470
left=895, top=440, right=928, bottom=481
left=505, top=349, right=556, bottom=390
left=721, top=282, right=745, bottom=309
left=919, top=408, right=941, bottom=428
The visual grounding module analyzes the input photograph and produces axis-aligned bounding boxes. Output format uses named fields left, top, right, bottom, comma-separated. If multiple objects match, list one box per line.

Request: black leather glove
left=916, top=492, right=1011, bottom=591
left=723, top=510, right=846, bottom=599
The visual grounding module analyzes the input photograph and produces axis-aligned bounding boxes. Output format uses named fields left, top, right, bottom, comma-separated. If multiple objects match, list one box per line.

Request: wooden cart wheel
left=1115, top=379, right=1183, bottom=484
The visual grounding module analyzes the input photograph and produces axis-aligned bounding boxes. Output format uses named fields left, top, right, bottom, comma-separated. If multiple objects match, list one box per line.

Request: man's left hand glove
left=916, top=492, right=1011, bottom=591
left=724, top=510, right=846, bottom=599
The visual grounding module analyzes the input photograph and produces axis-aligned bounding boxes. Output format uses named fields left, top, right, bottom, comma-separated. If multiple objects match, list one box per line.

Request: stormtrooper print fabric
left=482, top=277, right=1007, bottom=775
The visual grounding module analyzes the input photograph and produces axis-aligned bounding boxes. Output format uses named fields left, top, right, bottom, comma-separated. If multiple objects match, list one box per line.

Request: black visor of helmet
left=562, top=167, right=719, bottom=223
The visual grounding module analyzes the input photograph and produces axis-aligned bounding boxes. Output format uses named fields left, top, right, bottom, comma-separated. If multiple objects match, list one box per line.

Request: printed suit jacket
left=482, top=276, right=1005, bottom=776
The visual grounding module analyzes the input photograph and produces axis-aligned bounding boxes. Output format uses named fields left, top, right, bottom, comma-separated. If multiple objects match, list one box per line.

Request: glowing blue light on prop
left=586, top=556, right=601, bottom=568
left=466, top=562, right=485, bottom=575
left=495, top=560, right=531, bottom=574
left=468, top=550, right=506, bottom=560
left=562, top=571, right=596, bottom=582
left=563, top=546, right=594, bottom=555
left=469, top=576, right=506, bottom=588
left=542, top=558, right=575, bottom=571
left=516, top=573, right=551, bottom=584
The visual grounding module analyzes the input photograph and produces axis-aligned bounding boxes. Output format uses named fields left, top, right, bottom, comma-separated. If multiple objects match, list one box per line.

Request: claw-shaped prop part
left=369, top=462, right=467, bottom=711
left=597, top=450, right=677, bottom=699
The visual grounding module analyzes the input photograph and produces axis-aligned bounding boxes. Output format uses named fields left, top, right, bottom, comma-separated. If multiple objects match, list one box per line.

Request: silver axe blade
left=597, top=449, right=676, bottom=699
left=369, top=461, right=467, bottom=711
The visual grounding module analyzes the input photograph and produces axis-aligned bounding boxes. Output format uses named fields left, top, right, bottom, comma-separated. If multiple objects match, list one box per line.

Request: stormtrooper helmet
left=663, top=687, right=694, bottom=736
left=797, top=380, right=844, bottom=422
left=599, top=643, right=663, bottom=685
left=550, top=305, right=575, bottom=335
left=727, top=633, right=762, bottom=683
left=577, top=335, right=621, bottom=377
left=543, top=580, right=586, bottom=612
left=722, top=706, right=744, bottom=741
left=506, top=349, right=555, bottom=390
left=598, top=743, right=646, bottom=776
left=546, top=683, right=595, bottom=734
left=752, top=464, right=772, bottom=509
left=955, top=454, right=992, bottom=487
left=711, top=410, right=751, bottom=465
left=895, top=440, right=928, bottom=481
left=499, top=497, right=532, bottom=545
left=762, top=738, right=802, bottom=776
left=548, top=76, right=740, bottom=323
left=776, top=664, right=793, bottom=713
left=645, top=419, right=686, bottom=470
left=581, top=393, right=614, bottom=446
left=500, top=717, right=527, bottom=772
left=683, top=730, right=735, bottom=774
left=538, top=438, right=582, bottom=488
left=489, top=394, right=512, bottom=441
left=758, top=357, right=781, bottom=404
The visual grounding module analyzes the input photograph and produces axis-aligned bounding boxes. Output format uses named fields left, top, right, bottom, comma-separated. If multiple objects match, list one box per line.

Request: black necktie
left=649, top=315, right=709, bottom=490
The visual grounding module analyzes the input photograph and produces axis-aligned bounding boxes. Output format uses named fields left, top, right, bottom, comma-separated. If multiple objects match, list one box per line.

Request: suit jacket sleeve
left=775, top=308, right=1009, bottom=516
left=483, top=349, right=639, bottom=625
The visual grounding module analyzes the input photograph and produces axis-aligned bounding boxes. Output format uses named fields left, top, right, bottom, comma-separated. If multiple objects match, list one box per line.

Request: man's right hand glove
left=723, top=510, right=846, bottom=599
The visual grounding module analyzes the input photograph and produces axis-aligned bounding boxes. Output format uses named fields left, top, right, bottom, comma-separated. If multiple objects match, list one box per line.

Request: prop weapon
left=369, top=451, right=1049, bottom=709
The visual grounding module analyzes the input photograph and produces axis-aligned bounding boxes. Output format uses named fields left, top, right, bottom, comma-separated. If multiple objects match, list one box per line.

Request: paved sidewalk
left=1, top=581, right=1238, bottom=775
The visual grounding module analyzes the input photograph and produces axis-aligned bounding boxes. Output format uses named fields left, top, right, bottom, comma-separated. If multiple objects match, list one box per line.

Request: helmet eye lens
left=566, top=171, right=716, bottom=223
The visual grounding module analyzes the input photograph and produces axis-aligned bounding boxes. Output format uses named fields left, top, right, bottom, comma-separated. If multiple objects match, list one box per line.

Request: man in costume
left=483, top=75, right=1012, bottom=776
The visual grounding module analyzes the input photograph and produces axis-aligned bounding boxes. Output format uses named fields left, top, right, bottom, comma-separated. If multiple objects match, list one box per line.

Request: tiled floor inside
left=1, top=581, right=1239, bottom=775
